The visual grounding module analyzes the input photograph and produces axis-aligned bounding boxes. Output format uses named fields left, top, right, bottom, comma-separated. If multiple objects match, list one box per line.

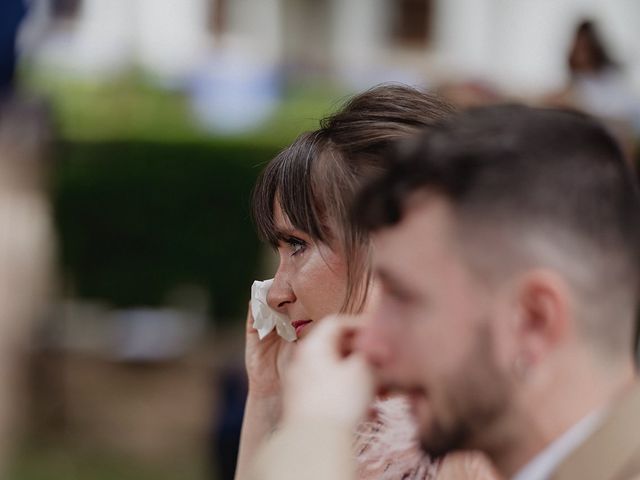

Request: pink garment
left=354, top=396, right=438, bottom=479
left=354, top=397, right=500, bottom=480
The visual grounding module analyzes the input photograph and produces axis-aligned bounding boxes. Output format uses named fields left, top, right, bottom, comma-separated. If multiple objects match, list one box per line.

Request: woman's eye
left=285, top=237, right=306, bottom=256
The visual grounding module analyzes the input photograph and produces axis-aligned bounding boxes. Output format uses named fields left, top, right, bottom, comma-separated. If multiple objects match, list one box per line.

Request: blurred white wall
left=330, top=0, right=389, bottom=86
left=433, top=0, right=494, bottom=79
left=22, top=0, right=640, bottom=95
left=224, top=0, right=282, bottom=63
left=432, top=0, right=640, bottom=95
left=72, top=0, right=135, bottom=74
left=27, top=0, right=211, bottom=80
left=135, top=0, right=210, bottom=80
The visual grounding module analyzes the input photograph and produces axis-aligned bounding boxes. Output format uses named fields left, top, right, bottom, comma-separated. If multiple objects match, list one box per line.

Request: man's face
left=358, top=194, right=515, bottom=458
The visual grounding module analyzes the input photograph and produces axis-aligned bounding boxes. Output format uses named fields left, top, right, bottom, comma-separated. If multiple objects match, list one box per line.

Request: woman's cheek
left=301, top=262, right=345, bottom=318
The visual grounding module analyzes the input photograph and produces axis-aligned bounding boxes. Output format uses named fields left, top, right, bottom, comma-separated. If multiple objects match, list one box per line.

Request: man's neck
left=511, top=408, right=606, bottom=480
left=493, top=358, right=636, bottom=478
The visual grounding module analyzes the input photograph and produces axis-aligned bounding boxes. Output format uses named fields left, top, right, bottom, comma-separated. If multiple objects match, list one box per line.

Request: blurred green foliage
left=54, top=140, right=272, bottom=319
left=24, top=70, right=341, bottom=146
left=24, top=71, right=343, bottom=320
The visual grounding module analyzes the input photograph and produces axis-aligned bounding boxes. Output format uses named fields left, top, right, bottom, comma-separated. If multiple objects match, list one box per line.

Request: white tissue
left=250, top=279, right=297, bottom=342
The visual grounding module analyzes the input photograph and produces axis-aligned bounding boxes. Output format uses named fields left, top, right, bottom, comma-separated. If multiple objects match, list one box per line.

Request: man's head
left=354, top=105, right=640, bottom=467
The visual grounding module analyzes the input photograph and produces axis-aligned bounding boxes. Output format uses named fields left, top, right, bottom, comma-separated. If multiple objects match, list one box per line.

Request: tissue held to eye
left=251, top=279, right=297, bottom=342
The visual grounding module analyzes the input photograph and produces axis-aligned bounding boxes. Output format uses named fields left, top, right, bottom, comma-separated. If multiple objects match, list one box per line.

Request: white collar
left=511, top=408, right=606, bottom=480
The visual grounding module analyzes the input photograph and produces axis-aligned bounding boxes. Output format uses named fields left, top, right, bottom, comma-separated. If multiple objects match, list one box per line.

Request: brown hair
left=252, top=84, right=454, bottom=313
left=568, top=20, right=617, bottom=74
left=355, top=105, right=639, bottom=354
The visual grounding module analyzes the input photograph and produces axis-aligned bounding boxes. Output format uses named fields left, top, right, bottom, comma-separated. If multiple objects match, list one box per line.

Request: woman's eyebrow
left=273, top=227, right=300, bottom=240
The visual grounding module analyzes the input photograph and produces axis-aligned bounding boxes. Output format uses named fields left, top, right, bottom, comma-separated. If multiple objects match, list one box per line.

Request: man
left=251, top=105, right=640, bottom=480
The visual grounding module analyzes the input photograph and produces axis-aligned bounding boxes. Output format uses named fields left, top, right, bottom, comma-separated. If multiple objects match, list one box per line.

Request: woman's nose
left=267, top=272, right=295, bottom=313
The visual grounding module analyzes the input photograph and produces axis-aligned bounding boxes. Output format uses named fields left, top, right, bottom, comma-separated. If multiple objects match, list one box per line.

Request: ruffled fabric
left=354, top=397, right=501, bottom=480
left=354, top=396, right=438, bottom=480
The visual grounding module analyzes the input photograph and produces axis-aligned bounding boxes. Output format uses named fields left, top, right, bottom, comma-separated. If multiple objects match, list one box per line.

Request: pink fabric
left=354, top=397, right=501, bottom=480
left=354, top=396, right=438, bottom=479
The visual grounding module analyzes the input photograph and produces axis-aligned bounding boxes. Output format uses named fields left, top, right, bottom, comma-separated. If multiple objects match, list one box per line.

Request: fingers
left=282, top=314, right=374, bottom=428
left=342, top=352, right=375, bottom=395
left=298, top=314, right=361, bottom=358
left=246, top=302, right=275, bottom=340
left=246, top=301, right=257, bottom=331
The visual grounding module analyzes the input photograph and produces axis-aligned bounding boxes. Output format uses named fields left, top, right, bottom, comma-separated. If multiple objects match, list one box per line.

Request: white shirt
left=512, top=409, right=606, bottom=480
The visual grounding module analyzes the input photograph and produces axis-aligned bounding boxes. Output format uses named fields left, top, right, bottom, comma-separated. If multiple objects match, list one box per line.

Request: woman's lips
left=291, top=319, right=313, bottom=336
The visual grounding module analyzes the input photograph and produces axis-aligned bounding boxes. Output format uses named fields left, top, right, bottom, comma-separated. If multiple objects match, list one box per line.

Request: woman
left=545, top=19, right=640, bottom=160
left=236, top=85, right=499, bottom=480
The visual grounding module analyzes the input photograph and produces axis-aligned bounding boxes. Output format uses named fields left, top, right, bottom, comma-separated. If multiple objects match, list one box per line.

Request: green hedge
left=53, top=140, right=278, bottom=321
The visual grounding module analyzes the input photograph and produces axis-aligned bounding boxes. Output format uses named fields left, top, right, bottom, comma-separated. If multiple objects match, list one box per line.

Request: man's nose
left=266, top=271, right=295, bottom=314
left=354, top=320, right=393, bottom=369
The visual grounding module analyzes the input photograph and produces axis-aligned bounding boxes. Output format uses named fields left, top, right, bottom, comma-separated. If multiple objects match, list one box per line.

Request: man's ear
left=512, top=269, right=574, bottom=367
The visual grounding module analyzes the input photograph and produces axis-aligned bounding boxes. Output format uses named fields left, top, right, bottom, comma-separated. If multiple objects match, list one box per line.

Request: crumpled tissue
left=250, top=278, right=297, bottom=342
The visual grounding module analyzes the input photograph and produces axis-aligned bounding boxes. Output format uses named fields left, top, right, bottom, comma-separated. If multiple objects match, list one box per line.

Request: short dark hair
left=252, top=84, right=454, bottom=312
left=356, top=105, right=640, bottom=354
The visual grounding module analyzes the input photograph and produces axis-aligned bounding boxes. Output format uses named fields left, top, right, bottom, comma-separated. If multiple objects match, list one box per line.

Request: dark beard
left=419, top=419, right=472, bottom=460
left=418, top=322, right=512, bottom=459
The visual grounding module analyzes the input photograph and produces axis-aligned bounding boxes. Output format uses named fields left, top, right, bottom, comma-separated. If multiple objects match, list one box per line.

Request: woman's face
left=266, top=200, right=348, bottom=339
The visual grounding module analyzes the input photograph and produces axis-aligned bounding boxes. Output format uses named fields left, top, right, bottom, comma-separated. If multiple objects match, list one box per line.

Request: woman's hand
left=235, top=305, right=296, bottom=480
left=282, top=315, right=374, bottom=429
left=244, top=304, right=295, bottom=399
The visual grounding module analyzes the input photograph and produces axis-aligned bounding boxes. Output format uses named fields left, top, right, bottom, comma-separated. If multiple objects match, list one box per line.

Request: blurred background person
left=0, top=0, right=27, bottom=98
left=0, top=98, right=53, bottom=475
left=546, top=19, right=640, bottom=162
left=211, top=362, right=247, bottom=480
